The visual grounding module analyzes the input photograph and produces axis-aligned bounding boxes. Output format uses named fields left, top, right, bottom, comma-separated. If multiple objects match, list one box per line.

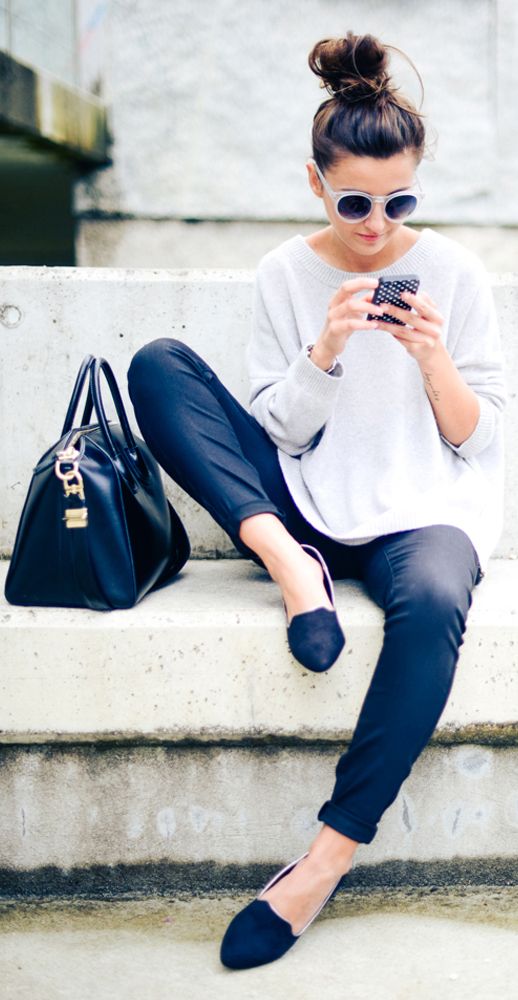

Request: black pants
left=128, top=338, right=482, bottom=845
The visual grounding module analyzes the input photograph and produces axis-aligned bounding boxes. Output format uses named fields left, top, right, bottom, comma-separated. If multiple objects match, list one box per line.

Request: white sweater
left=247, top=228, right=507, bottom=572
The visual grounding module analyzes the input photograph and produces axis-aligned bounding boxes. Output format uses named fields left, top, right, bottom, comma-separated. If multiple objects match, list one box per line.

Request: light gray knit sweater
left=247, top=227, right=507, bottom=572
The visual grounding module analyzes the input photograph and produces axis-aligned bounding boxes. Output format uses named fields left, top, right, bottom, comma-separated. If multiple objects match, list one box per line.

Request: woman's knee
left=127, top=339, right=205, bottom=411
left=128, top=337, right=183, bottom=378
left=399, top=573, right=472, bottom=642
left=389, top=529, right=476, bottom=627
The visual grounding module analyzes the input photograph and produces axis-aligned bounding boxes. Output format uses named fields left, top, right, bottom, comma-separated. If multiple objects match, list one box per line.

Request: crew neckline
left=290, top=228, right=435, bottom=286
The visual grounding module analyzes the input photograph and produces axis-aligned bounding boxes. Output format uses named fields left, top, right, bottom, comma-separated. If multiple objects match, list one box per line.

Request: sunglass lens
left=386, top=194, right=418, bottom=220
left=337, top=194, right=372, bottom=220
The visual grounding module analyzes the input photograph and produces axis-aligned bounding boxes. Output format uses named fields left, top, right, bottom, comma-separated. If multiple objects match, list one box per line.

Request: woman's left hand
left=376, top=290, right=444, bottom=365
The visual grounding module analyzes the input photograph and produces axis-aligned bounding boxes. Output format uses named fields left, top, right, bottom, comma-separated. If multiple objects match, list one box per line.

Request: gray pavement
left=1, top=888, right=518, bottom=1000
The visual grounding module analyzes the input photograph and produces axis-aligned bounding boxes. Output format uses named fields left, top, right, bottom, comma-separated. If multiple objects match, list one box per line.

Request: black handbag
left=5, top=354, right=190, bottom=610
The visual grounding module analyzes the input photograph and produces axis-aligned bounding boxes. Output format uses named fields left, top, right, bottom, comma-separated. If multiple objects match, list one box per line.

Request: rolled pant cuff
left=234, top=500, right=285, bottom=529
left=317, top=801, right=377, bottom=845
left=230, top=501, right=286, bottom=562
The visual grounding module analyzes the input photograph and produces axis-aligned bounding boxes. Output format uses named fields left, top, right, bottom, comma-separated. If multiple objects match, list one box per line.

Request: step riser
left=1, top=744, right=518, bottom=879
left=3, top=859, right=518, bottom=898
left=1, top=270, right=517, bottom=557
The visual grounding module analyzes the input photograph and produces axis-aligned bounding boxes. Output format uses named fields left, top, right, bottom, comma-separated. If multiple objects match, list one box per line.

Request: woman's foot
left=262, top=824, right=358, bottom=934
left=219, top=827, right=358, bottom=969
left=260, top=852, right=351, bottom=934
left=240, top=514, right=333, bottom=621
left=219, top=851, right=348, bottom=969
left=285, top=544, right=345, bottom=671
left=274, top=544, right=334, bottom=624
left=239, top=515, right=344, bottom=671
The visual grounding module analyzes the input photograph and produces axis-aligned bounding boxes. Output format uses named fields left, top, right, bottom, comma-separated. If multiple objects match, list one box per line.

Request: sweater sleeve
left=440, top=265, right=507, bottom=459
left=247, top=266, right=344, bottom=456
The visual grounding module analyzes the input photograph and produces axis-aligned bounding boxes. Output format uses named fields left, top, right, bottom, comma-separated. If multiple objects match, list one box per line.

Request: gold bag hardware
left=55, top=440, right=89, bottom=527
left=64, top=508, right=89, bottom=529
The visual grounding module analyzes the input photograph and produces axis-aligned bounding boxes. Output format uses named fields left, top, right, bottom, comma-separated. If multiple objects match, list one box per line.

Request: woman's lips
left=357, top=233, right=383, bottom=241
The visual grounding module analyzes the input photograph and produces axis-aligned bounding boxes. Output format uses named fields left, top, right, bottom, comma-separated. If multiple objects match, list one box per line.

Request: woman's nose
left=364, top=202, right=387, bottom=232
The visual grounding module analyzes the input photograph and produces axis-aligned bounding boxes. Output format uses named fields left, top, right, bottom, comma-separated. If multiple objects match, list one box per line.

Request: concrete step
left=2, top=891, right=518, bottom=1000
left=2, top=559, right=518, bottom=743
left=1, top=267, right=517, bottom=558
left=1, top=559, right=518, bottom=888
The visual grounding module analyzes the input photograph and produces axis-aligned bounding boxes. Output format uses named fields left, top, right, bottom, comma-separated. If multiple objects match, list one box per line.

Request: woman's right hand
left=309, top=277, right=384, bottom=372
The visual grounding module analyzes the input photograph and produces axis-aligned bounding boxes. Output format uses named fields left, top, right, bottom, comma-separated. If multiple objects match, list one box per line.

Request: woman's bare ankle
left=307, top=824, right=359, bottom=877
left=239, top=514, right=332, bottom=620
left=239, top=513, right=300, bottom=572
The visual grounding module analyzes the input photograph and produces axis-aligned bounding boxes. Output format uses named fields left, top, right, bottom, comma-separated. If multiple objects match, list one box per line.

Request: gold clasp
left=56, top=445, right=80, bottom=462
left=55, top=445, right=85, bottom=501
left=63, top=508, right=88, bottom=529
left=55, top=444, right=88, bottom=525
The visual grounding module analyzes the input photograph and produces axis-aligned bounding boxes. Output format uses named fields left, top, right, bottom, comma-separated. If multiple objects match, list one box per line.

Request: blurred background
left=1, top=0, right=516, bottom=270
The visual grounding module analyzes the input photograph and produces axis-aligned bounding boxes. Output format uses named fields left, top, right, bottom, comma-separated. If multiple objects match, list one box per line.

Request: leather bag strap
left=61, top=355, right=96, bottom=435
left=90, top=358, right=139, bottom=464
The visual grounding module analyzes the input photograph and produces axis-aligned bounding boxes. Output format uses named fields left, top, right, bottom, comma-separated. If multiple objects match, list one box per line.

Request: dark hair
left=308, top=31, right=430, bottom=169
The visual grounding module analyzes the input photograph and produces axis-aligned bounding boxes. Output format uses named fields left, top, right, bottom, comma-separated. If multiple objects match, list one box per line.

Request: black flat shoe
left=219, top=851, right=345, bottom=970
left=286, top=544, right=345, bottom=672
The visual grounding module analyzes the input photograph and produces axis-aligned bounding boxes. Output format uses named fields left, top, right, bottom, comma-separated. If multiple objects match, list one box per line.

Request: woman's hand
left=376, top=290, right=444, bottom=365
left=380, top=289, right=481, bottom=445
left=309, top=277, right=385, bottom=371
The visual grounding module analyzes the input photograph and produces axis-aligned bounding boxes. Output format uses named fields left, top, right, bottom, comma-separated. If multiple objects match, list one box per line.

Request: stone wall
left=74, top=0, right=518, bottom=269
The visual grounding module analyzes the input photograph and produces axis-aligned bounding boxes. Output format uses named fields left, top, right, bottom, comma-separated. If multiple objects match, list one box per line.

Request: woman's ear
left=306, top=160, right=324, bottom=199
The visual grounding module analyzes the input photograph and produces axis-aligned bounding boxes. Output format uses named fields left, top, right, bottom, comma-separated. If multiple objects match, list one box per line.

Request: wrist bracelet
left=305, top=343, right=338, bottom=375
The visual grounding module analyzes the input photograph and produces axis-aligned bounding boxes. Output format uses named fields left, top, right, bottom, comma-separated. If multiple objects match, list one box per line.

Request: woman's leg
left=128, top=338, right=286, bottom=549
left=127, top=338, right=347, bottom=620
left=317, top=524, right=481, bottom=841
left=262, top=525, right=480, bottom=930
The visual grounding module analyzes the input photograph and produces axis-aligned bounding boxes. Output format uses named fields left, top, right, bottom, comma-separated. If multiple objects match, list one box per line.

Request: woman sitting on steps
left=127, top=29, right=506, bottom=971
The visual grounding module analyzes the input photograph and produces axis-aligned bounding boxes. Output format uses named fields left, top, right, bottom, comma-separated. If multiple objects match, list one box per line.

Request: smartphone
left=366, top=273, right=420, bottom=326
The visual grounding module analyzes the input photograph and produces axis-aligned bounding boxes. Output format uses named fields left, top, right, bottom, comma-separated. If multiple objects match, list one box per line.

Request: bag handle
left=61, top=354, right=96, bottom=435
left=90, top=357, right=139, bottom=462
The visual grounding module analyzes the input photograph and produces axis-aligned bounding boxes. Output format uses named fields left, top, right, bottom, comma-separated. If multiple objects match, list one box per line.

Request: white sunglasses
left=309, top=157, right=424, bottom=223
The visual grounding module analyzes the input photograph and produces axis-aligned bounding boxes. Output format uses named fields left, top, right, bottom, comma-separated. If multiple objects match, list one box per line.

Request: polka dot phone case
left=366, top=273, right=420, bottom=326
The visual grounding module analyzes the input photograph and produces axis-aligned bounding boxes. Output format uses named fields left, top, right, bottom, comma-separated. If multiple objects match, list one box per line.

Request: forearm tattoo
left=423, top=371, right=440, bottom=401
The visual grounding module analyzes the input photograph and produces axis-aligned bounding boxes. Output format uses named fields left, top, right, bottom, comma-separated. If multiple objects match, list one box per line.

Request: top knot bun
left=308, top=31, right=392, bottom=102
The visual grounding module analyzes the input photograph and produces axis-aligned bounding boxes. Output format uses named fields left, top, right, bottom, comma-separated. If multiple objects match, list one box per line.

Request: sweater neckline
left=290, top=228, right=435, bottom=286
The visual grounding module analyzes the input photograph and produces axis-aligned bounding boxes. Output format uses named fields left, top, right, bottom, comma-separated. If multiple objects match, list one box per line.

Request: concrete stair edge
left=1, top=558, right=518, bottom=745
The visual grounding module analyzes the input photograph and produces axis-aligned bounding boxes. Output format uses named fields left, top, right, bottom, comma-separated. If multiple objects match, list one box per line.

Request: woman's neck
left=305, top=225, right=421, bottom=272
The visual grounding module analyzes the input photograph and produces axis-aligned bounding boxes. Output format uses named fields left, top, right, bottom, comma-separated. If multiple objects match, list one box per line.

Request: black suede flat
left=220, top=897, right=298, bottom=970
left=220, top=851, right=345, bottom=970
left=286, top=544, right=345, bottom=672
